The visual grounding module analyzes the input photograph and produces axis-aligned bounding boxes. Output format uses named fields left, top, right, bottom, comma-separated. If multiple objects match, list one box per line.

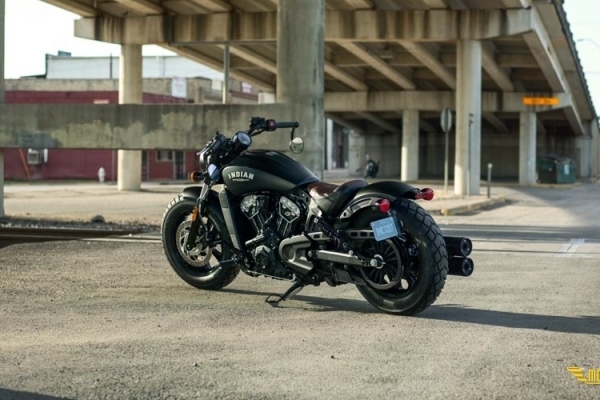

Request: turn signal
left=415, top=188, right=434, bottom=201
left=190, top=171, right=203, bottom=183
left=377, top=199, right=391, bottom=213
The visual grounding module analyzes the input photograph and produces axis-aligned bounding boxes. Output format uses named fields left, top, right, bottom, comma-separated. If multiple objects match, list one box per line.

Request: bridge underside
left=0, top=0, right=598, bottom=216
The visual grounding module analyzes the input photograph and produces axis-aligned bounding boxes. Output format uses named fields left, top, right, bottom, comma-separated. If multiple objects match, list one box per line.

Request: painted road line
left=555, top=238, right=585, bottom=258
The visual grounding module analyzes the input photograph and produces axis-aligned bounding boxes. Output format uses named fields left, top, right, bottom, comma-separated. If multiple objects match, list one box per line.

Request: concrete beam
left=334, top=0, right=374, bottom=8
left=42, top=0, right=97, bottom=17
left=331, top=52, right=538, bottom=69
left=325, top=61, right=369, bottom=91
left=74, top=9, right=533, bottom=44
left=329, top=9, right=533, bottom=41
left=519, top=0, right=533, bottom=8
left=356, top=112, right=401, bottom=134
left=0, top=103, right=295, bottom=150
left=336, top=42, right=416, bottom=89
left=323, top=91, right=570, bottom=113
left=114, top=0, right=163, bottom=15
left=523, top=8, right=585, bottom=135
left=483, top=112, right=510, bottom=133
left=482, top=43, right=515, bottom=92
left=398, top=41, right=456, bottom=89
left=161, top=45, right=275, bottom=91
left=422, top=0, right=448, bottom=8
left=219, top=45, right=277, bottom=74
left=536, top=116, right=547, bottom=136
left=445, top=0, right=468, bottom=9
left=325, top=113, right=365, bottom=133
left=189, top=0, right=232, bottom=12
left=420, top=120, right=438, bottom=134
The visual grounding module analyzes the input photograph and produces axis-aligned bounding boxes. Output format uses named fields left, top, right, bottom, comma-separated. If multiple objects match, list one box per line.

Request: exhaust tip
left=448, top=257, right=474, bottom=277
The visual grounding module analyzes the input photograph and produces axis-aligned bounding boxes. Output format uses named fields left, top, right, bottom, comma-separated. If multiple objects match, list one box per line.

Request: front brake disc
left=176, top=220, right=213, bottom=267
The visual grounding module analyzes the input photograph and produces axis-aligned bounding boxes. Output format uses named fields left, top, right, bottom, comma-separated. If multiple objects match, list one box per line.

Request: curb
left=439, top=196, right=506, bottom=216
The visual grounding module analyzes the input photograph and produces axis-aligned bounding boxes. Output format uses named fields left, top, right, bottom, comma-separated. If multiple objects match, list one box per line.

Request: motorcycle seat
left=308, top=179, right=369, bottom=215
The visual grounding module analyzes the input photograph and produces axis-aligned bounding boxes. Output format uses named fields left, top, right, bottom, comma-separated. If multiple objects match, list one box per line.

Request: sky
left=3, top=0, right=600, bottom=111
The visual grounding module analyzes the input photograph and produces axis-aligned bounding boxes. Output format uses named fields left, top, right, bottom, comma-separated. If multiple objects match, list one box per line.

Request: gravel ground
left=0, top=215, right=160, bottom=233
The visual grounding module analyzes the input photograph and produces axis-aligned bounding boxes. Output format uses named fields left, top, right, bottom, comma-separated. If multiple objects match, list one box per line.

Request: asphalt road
left=1, top=183, right=600, bottom=399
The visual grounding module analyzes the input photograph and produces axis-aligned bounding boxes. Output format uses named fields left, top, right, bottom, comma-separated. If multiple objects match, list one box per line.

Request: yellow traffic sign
left=523, top=97, right=559, bottom=106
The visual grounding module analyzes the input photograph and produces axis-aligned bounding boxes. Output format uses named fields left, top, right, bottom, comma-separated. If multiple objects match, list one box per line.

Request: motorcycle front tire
left=161, top=194, right=240, bottom=290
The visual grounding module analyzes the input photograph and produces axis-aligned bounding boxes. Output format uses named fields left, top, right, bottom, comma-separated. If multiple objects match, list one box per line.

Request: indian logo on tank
left=228, top=170, right=255, bottom=182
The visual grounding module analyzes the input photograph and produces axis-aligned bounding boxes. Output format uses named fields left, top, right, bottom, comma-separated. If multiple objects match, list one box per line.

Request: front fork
left=185, top=183, right=212, bottom=251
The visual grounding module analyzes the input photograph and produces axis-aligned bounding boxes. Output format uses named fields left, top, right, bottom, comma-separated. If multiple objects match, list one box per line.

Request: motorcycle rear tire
left=161, top=195, right=240, bottom=290
left=350, top=198, right=448, bottom=315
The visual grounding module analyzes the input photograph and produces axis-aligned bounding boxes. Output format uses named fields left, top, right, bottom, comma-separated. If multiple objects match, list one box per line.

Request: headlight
left=232, top=131, right=252, bottom=152
left=197, top=148, right=209, bottom=173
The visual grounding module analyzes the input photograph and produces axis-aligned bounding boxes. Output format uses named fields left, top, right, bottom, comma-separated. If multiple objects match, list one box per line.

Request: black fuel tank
left=222, top=150, right=319, bottom=196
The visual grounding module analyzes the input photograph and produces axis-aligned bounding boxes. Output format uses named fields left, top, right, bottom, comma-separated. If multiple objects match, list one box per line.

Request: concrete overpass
left=0, top=0, right=598, bottom=217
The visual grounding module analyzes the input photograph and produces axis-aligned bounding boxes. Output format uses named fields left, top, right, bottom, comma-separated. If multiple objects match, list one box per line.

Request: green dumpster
left=536, top=155, right=577, bottom=184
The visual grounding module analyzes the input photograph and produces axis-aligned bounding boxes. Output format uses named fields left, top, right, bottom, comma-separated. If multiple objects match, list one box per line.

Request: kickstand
left=265, top=281, right=305, bottom=305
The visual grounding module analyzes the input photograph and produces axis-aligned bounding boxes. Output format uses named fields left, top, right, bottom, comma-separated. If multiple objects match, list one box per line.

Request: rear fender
left=337, top=181, right=421, bottom=222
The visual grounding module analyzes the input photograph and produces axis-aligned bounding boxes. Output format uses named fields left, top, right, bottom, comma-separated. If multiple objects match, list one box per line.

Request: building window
left=156, top=150, right=173, bottom=162
left=241, top=82, right=252, bottom=93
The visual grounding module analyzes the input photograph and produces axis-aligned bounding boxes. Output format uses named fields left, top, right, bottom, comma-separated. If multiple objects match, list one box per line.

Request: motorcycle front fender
left=337, top=181, right=421, bottom=222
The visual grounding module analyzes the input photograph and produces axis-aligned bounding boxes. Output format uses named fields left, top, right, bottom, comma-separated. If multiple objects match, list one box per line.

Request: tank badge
left=228, top=171, right=255, bottom=182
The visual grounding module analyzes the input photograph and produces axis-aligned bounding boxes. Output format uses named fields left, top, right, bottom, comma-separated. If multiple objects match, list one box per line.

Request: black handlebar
left=274, top=121, right=300, bottom=129
left=249, top=117, right=299, bottom=134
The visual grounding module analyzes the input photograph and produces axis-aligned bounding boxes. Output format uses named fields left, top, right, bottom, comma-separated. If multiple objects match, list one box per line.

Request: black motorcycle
left=161, top=117, right=473, bottom=315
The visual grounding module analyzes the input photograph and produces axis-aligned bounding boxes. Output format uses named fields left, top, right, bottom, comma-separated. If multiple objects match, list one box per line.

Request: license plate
left=370, top=217, right=399, bottom=241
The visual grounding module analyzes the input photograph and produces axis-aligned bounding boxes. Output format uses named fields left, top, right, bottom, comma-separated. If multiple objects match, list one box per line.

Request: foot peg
left=265, top=281, right=305, bottom=304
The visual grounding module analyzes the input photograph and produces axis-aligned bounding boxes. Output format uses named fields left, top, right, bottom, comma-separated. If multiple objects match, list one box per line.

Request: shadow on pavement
left=0, top=389, right=70, bottom=400
left=223, top=289, right=600, bottom=334
left=421, top=304, right=600, bottom=335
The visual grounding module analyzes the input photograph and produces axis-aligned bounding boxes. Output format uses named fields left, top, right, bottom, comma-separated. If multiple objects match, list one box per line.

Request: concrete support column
left=401, top=110, right=419, bottom=182
left=519, top=112, right=537, bottom=185
left=592, top=122, right=600, bottom=178
left=0, top=0, right=5, bottom=217
left=277, top=0, right=325, bottom=179
left=576, top=135, right=592, bottom=179
left=455, top=40, right=482, bottom=196
left=118, top=44, right=143, bottom=191
left=326, top=118, right=334, bottom=170
left=0, top=150, right=4, bottom=218
left=348, top=133, right=365, bottom=178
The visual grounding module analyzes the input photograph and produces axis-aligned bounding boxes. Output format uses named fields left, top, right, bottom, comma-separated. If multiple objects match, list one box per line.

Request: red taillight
left=377, top=199, right=391, bottom=213
left=415, top=188, right=434, bottom=201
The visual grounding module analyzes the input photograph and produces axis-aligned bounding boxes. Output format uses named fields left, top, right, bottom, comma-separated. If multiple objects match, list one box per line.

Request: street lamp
left=576, top=38, right=600, bottom=51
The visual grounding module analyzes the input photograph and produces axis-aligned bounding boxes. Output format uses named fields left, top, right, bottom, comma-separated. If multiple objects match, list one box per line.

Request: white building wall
left=46, top=55, right=224, bottom=82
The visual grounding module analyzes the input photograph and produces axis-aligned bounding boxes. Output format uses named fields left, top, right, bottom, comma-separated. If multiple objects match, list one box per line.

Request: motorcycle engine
left=240, top=194, right=304, bottom=280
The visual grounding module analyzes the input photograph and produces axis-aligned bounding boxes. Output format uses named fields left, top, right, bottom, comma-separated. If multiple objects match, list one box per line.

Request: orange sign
left=523, top=97, right=559, bottom=106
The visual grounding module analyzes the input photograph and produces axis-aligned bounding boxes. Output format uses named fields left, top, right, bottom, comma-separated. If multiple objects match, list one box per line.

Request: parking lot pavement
left=2, top=179, right=508, bottom=226
left=1, top=180, right=599, bottom=399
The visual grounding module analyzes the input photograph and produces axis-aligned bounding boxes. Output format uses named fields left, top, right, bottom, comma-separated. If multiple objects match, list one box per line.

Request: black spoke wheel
left=161, top=194, right=240, bottom=290
left=358, top=238, right=405, bottom=290
left=349, top=198, right=448, bottom=315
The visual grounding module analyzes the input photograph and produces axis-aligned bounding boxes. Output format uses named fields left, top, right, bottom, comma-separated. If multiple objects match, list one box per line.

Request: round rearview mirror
left=289, top=137, right=304, bottom=154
